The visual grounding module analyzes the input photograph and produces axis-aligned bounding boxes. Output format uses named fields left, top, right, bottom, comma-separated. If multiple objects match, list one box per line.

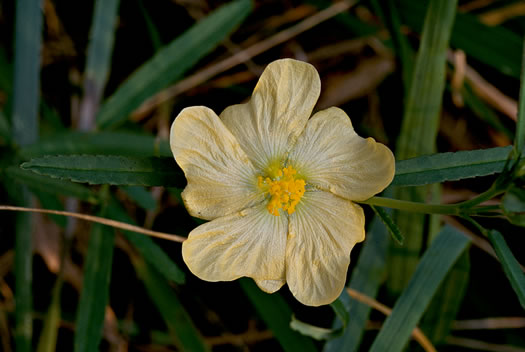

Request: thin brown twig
left=346, top=288, right=437, bottom=352
left=132, top=0, right=357, bottom=119
left=453, top=317, right=525, bottom=330
left=0, top=205, right=186, bottom=243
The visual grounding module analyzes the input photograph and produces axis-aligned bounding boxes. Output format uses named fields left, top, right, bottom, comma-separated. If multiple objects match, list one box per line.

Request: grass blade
left=79, top=0, right=120, bottom=130
left=515, top=38, right=525, bottom=156
left=21, top=155, right=184, bottom=187
left=6, top=167, right=98, bottom=204
left=370, top=225, right=471, bottom=352
left=106, top=197, right=185, bottom=284
left=0, top=109, right=9, bottom=143
left=488, top=230, right=525, bottom=309
left=134, top=258, right=208, bottom=351
left=36, top=278, right=63, bottom=352
left=323, top=215, right=389, bottom=352
left=74, top=201, right=115, bottom=352
left=397, top=0, right=522, bottom=78
left=19, top=131, right=171, bottom=159
left=371, top=205, right=404, bottom=245
left=392, top=146, right=514, bottom=187
left=388, top=0, right=457, bottom=294
left=97, top=0, right=252, bottom=129
left=240, top=279, right=317, bottom=352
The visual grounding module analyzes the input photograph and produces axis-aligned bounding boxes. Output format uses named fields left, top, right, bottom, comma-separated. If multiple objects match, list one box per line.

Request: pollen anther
left=258, top=165, right=305, bottom=216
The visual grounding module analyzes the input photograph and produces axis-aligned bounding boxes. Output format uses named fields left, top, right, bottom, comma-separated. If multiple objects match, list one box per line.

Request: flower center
left=257, top=165, right=306, bottom=216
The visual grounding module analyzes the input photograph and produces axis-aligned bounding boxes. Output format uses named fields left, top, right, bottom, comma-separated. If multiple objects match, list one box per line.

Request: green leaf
left=134, top=259, right=208, bottom=351
left=74, top=199, right=115, bottom=352
left=0, top=109, right=9, bottom=143
left=120, top=186, right=157, bottom=210
left=515, top=38, right=525, bottom=156
left=31, top=190, right=67, bottom=228
left=392, top=146, right=514, bottom=187
left=36, top=278, right=63, bottom=352
left=97, top=0, right=253, bottom=129
left=371, top=205, right=404, bottom=245
left=106, top=197, right=186, bottom=284
left=290, top=299, right=348, bottom=340
left=6, top=167, right=98, bottom=204
left=240, top=279, right=317, bottom=352
left=502, top=186, right=525, bottom=226
left=21, top=155, right=184, bottom=187
left=323, top=215, right=389, bottom=352
left=370, top=226, right=471, bottom=352
left=397, top=0, right=523, bottom=78
left=488, top=230, right=525, bottom=309
left=12, top=0, right=43, bottom=146
left=388, top=0, right=457, bottom=294
left=420, top=251, right=470, bottom=344
left=19, top=131, right=171, bottom=159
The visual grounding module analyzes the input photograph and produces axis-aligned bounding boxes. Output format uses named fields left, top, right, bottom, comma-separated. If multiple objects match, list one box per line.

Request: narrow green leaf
left=79, top=0, right=120, bottom=130
left=0, top=109, right=9, bottom=143
left=134, top=259, right=208, bottom=351
left=14, top=188, right=33, bottom=352
left=488, top=230, right=525, bottom=309
left=120, top=186, right=157, bottom=210
left=515, top=38, right=525, bottom=156
left=31, top=190, right=67, bottom=228
left=74, top=202, right=115, bottom=352
left=6, top=167, right=98, bottom=204
left=137, top=0, right=163, bottom=50
left=397, top=0, right=522, bottom=78
left=97, top=0, right=252, bottom=129
left=420, top=251, right=470, bottom=344
left=19, top=131, right=171, bottom=159
left=240, top=279, right=317, bottom=352
left=392, top=146, right=514, bottom=187
left=503, top=186, right=525, bottom=227
left=371, top=205, right=404, bottom=245
left=370, top=226, right=471, bottom=352
left=21, top=155, right=184, bottom=187
left=290, top=299, right=348, bottom=340
left=323, top=215, right=389, bottom=352
left=36, top=279, right=63, bottom=352
left=12, top=0, right=43, bottom=146
left=106, top=197, right=186, bottom=284
left=388, top=0, right=457, bottom=294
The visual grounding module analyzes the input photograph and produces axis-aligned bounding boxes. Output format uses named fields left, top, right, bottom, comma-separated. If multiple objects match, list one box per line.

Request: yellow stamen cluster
left=257, top=165, right=306, bottom=216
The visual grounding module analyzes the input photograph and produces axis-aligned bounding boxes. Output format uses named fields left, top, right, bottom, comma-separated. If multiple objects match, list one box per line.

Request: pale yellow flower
left=170, top=59, right=395, bottom=306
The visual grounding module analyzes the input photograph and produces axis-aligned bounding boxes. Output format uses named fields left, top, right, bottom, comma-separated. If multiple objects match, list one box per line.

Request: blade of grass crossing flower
left=133, top=258, right=208, bottom=351
left=323, top=215, right=389, bottom=352
left=96, top=0, right=252, bottom=129
left=370, top=226, right=471, bottom=352
left=420, top=251, right=470, bottom=344
left=74, top=189, right=115, bottom=352
left=78, top=0, right=119, bottom=130
left=290, top=299, right=348, bottom=340
left=12, top=0, right=43, bottom=350
left=388, top=0, right=457, bottom=294
left=488, top=230, right=525, bottom=309
left=106, top=197, right=186, bottom=284
left=392, top=146, right=517, bottom=187
left=397, top=0, right=522, bottom=79
left=19, top=131, right=172, bottom=159
left=240, top=279, right=317, bottom=352
left=21, top=155, right=184, bottom=187
left=514, top=38, right=525, bottom=156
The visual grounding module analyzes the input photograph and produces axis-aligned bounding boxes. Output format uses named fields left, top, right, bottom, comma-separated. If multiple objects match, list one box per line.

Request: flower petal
left=255, top=279, right=285, bottom=293
left=220, top=59, right=321, bottom=170
left=290, top=107, right=395, bottom=201
left=286, top=190, right=365, bottom=306
left=171, top=106, right=264, bottom=220
left=182, top=203, right=288, bottom=283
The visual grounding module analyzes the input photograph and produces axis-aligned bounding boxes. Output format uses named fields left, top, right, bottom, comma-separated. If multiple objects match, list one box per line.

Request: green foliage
left=370, top=226, right=471, bottom=352
left=21, top=155, right=184, bottom=186
left=488, top=230, right=525, bottom=309
left=290, top=299, right=348, bottom=340
left=503, top=186, right=525, bottom=226
left=371, top=205, right=404, bottom=245
left=97, top=0, right=253, bottom=129
left=393, top=146, right=515, bottom=186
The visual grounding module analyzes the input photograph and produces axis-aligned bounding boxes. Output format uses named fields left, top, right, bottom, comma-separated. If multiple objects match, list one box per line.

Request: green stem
left=457, top=184, right=506, bottom=209
left=359, top=197, right=460, bottom=215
